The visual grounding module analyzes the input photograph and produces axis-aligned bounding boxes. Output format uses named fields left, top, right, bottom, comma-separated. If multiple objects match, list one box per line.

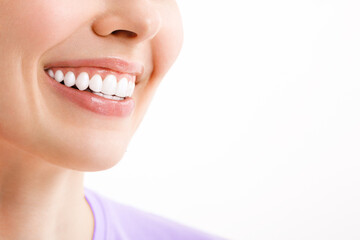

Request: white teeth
left=103, top=94, right=113, bottom=100
left=64, top=71, right=76, bottom=87
left=126, top=81, right=135, bottom=97
left=49, top=68, right=136, bottom=99
left=101, top=74, right=117, bottom=95
left=75, top=72, right=89, bottom=91
left=115, top=77, right=128, bottom=97
left=47, top=69, right=54, bottom=78
left=94, top=92, right=104, bottom=97
left=54, top=70, right=64, bottom=83
left=112, top=96, right=124, bottom=100
left=89, top=74, right=102, bottom=92
left=94, top=93, right=124, bottom=101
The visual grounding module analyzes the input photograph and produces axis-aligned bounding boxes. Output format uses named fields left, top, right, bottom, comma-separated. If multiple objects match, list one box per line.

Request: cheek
left=132, top=6, right=183, bottom=132
left=0, top=0, right=98, bottom=51
left=151, top=5, right=184, bottom=81
left=133, top=3, right=183, bottom=128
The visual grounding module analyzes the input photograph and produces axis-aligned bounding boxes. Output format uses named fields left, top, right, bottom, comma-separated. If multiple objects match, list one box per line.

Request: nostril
left=111, top=30, right=138, bottom=38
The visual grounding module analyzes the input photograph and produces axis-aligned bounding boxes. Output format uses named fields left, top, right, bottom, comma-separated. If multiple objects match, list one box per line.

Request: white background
left=85, top=1, right=360, bottom=239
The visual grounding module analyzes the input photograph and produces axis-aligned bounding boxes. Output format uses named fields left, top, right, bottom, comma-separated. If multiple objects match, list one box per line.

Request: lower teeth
left=61, top=82, right=125, bottom=101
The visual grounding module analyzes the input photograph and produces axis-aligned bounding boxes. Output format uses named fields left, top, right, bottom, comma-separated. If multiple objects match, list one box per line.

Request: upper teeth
left=47, top=69, right=135, bottom=98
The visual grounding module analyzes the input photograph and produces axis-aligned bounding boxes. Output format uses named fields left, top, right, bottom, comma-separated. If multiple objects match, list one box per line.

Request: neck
left=0, top=138, right=94, bottom=240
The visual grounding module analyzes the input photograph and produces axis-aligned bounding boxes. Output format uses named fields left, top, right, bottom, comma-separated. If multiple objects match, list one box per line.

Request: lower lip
left=45, top=72, right=135, bottom=117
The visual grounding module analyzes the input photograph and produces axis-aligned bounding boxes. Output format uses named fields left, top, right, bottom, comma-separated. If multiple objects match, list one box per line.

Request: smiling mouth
left=42, top=57, right=143, bottom=117
left=45, top=67, right=136, bottom=101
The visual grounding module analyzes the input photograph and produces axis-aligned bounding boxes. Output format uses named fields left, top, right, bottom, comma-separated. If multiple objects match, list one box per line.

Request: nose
left=92, top=0, right=161, bottom=44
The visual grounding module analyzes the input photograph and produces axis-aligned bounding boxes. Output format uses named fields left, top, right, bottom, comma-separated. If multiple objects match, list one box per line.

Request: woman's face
left=0, top=0, right=183, bottom=171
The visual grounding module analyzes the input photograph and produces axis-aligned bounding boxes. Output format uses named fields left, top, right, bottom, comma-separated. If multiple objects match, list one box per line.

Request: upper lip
left=44, top=57, right=144, bottom=76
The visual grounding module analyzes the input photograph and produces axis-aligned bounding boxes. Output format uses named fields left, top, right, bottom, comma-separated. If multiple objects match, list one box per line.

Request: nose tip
left=92, top=2, right=161, bottom=43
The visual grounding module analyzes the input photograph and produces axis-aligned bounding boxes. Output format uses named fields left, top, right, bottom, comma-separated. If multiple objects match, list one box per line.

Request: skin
left=0, top=0, right=183, bottom=239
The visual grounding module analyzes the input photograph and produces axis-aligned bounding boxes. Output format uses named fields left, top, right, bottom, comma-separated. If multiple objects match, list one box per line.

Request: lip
left=43, top=57, right=141, bottom=117
left=44, top=72, right=135, bottom=118
left=44, top=57, right=144, bottom=78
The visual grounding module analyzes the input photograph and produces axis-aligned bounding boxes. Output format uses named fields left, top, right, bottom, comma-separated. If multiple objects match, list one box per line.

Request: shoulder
left=85, top=188, right=226, bottom=240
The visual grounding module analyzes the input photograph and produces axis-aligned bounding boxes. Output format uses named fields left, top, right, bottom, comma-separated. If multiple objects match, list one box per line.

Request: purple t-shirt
left=84, top=187, right=226, bottom=240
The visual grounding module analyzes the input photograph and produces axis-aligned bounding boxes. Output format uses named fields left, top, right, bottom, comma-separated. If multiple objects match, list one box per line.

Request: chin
left=34, top=132, right=130, bottom=172
left=49, top=146, right=127, bottom=172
